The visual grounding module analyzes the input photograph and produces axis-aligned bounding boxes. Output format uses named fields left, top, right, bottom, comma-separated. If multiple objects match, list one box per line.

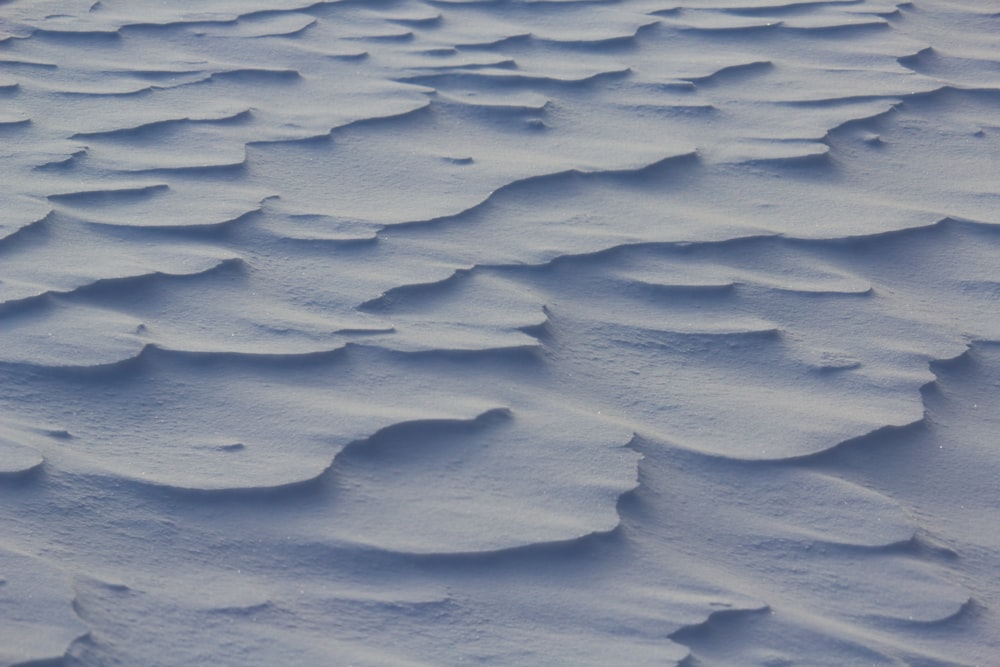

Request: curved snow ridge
left=531, top=20, right=661, bottom=49
left=338, top=267, right=551, bottom=352
left=0, top=343, right=160, bottom=379
left=605, top=261, right=872, bottom=299
left=358, top=267, right=475, bottom=312
left=712, top=0, right=856, bottom=17
left=432, top=89, right=551, bottom=115
left=345, top=28, right=416, bottom=44
left=354, top=322, right=548, bottom=355
left=610, top=277, right=740, bottom=299
left=389, top=151, right=701, bottom=232
left=0, top=339, right=344, bottom=380
left=821, top=86, right=997, bottom=142
left=814, top=98, right=904, bottom=139
left=643, top=436, right=919, bottom=548
left=865, top=596, right=981, bottom=633
left=349, top=341, right=548, bottom=366
left=333, top=406, right=515, bottom=461
left=88, top=453, right=334, bottom=498
left=146, top=342, right=358, bottom=368
left=841, top=558, right=975, bottom=627
left=386, top=13, right=444, bottom=29
left=205, top=67, right=303, bottom=84
left=300, top=99, right=435, bottom=139
left=777, top=416, right=933, bottom=467
left=124, top=159, right=251, bottom=178
left=613, top=354, right=930, bottom=462
left=411, top=57, right=520, bottom=74
left=46, top=183, right=170, bottom=206
left=0, top=300, right=149, bottom=369
left=897, top=84, right=1000, bottom=112
left=254, top=210, right=382, bottom=243
left=896, top=45, right=936, bottom=73
left=0, top=210, right=52, bottom=247
left=47, top=187, right=268, bottom=229
left=452, top=31, right=534, bottom=51
left=898, top=47, right=1000, bottom=89
left=23, top=395, right=514, bottom=496
left=5, top=2, right=336, bottom=34
left=297, top=404, right=642, bottom=555
left=793, top=215, right=1000, bottom=250
left=736, top=278, right=873, bottom=298
left=733, top=146, right=832, bottom=169
left=0, top=547, right=88, bottom=667
left=324, top=497, right=640, bottom=559
left=518, top=232, right=875, bottom=296
left=777, top=15, right=891, bottom=35
left=70, top=109, right=255, bottom=141
left=0, top=439, right=44, bottom=477
left=185, top=14, right=319, bottom=39
left=397, top=65, right=634, bottom=89
left=0, top=257, right=246, bottom=317
left=67, top=120, right=257, bottom=174
left=0, top=56, right=57, bottom=71
left=928, top=342, right=1000, bottom=379
left=819, top=532, right=961, bottom=562
left=663, top=16, right=784, bottom=36
left=19, top=334, right=542, bottom=378
left=98, top=342, right=354, bottom=375
left=76, top=254, right=246, bottom=292
left=30, top=27, right=124, bottom=43
left=380, top=524, right=629, bottom=565
left=86, top=206, right=265, bottom=232
left=70, top=407, right=515, bottom=498
left=0, top=113, right=31, bottom=129
left=39, top=80, right=160, bottom=98
left=685, top=59, right=774, bottom=86
left=33, top=148, right=89, bottom=172
left=781, top=94, right=901, bottom=114
left=616, top=100, right=721, bottom=120
left=624, top=320, right=784, bottom=342
left=668, top=603, right=772, bottom=643
left=588, top=214, right=990, bottom=277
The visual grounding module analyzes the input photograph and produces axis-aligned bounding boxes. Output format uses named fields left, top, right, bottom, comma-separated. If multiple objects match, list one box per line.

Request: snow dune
left=1, top=0, right=999, bottom=664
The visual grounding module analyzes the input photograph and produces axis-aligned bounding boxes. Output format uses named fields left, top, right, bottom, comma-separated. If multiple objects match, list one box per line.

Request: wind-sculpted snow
left=1, top=0, right=999, bottom=665
left=0, top=547, right=87, bottom=666
left=0, top=427, right=43, bottom=476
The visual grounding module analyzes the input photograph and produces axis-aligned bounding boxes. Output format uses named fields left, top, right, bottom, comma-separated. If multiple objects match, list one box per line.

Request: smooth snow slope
left=1, top=0, right=999, bottom=665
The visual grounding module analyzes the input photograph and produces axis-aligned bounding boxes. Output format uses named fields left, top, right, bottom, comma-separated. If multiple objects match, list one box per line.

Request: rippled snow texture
left=1, top=0, right=999, bottom=665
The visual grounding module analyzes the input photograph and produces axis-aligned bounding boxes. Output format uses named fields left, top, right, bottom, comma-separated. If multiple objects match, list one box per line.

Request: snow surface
left=1, top=0, right=999, bottom=665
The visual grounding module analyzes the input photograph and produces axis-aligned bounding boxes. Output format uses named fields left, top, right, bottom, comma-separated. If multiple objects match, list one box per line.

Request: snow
left=1, top=0, right=999, bottom=664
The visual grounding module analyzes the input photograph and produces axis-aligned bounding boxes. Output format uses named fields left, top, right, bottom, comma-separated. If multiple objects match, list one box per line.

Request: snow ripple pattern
left=1, top=0, right=999, bottom=665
